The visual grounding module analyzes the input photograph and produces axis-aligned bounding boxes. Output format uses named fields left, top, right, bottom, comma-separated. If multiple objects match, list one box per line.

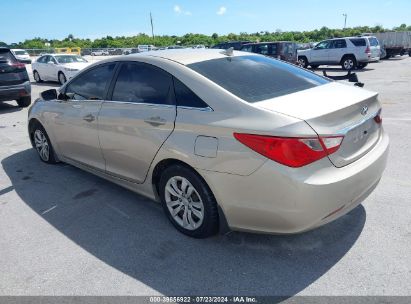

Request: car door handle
left=144, top=116, right=166, bottom=126
left=83, top=114, right=95, bottom=122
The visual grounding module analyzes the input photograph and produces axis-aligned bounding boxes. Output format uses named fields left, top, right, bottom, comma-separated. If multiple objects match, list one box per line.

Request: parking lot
left=0, top=57, right=410, bottom=297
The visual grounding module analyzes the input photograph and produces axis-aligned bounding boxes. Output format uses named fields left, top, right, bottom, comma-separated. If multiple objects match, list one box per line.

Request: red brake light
left=374, top=110, right=382, bottom=124
left=11, top=62, right=26, bottom=69
left=233, top=133, right=344, bottom=168
left=365, top=46, right=371, bottom=54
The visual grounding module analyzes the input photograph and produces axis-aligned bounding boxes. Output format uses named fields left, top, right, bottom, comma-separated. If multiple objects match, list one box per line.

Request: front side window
left=65, top=63, right=116, bottom=100
left=111, top=62, right=173, bottom=105
left=173, top=77, right=209, bottom=108
left=315, top=41, right=331, bottom=49
left=37, top=56, right=47, bottom=63
left=188, top=55, right=329, bottom=103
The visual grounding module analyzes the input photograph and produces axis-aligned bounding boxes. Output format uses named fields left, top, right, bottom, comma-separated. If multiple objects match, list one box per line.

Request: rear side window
left=173, top=77, right=209, bottom=108
left=241, top=45, right=253, bottom=53
left=188, top=55, right=329, bottom=103
left=0, top=49, right=16, bottom=63
left=350, top=38, right=366, bottom=47
left=111, top=62, right=173, bottom=105
left=65, top=63, right=116, bottom=100
left=368, top=37, right=379, bottom=46
left=331, top=39, right=347, bottom=48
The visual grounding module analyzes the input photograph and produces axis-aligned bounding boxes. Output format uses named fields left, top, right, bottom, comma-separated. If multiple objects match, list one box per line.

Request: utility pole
left=343, top=13, right=347, bottom=29
left=150, top=12, right=154, bottom=39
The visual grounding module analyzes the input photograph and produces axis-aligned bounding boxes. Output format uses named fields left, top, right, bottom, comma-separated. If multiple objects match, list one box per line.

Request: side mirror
left=40, top=89, right=57, bottom=101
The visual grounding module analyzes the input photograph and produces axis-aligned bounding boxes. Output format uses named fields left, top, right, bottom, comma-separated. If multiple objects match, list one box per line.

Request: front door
left=311, top=40, right=331, bottom=64
left=51, top=63, right=117, bottom=170
left=98, top=61, right=176, bottom=183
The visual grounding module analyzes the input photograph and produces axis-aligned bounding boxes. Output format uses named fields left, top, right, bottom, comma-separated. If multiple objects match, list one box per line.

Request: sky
left=1, top=0, right=410, bottom=43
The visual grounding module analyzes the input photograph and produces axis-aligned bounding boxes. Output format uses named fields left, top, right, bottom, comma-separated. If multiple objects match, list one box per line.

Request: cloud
left=174, top=4, right=191, bottom=15
left=216, top=6, right=227, bottom=15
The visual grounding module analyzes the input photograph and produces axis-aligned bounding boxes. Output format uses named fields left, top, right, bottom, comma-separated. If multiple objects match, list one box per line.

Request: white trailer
left=371, top=32, right=411, bottom=59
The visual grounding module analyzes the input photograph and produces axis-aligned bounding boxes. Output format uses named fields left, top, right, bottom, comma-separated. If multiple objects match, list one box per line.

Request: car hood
left=61, top=62, right=90, bottom=70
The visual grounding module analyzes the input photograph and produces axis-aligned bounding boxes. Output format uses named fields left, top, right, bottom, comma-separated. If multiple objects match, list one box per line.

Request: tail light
left=233, top=133, right=344, bottom=168
left=365, top=46, right=371, bottom=54
left=374, top=109, right=382, bottom=124
left=11, top=62, right=26, bottom=69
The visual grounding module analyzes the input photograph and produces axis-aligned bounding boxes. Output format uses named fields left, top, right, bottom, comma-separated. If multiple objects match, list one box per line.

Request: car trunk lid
left=255, top=82, right=382, bottom=167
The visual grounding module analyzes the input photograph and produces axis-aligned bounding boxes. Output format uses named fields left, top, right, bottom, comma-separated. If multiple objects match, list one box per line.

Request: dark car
left=240, top=42, right=298, bottom=64
left=211, top=41, right=251, bottom=50
left=0, top=47, right=31, bottom=107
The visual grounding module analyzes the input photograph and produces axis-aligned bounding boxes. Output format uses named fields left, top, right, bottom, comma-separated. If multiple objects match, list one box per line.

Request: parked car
left=108, top=48, right=123, bottom=55
left=240, top=42, right=298, bottom=64
left=28, top=49, right=388, bottom=238
left=81, top=49, right=92, bottom=56
left=0, top=47, right=31, bottom=107
left=10, top=49, right=32, bottom=64
left=298, top=36, right=380, bottom=70
left=137, top=45, right=156, bottom=52
left=32, top=54, right=90, bottom=84
left=212, top=41, right=251, bottom=50
left=166, top=45, right=184, bottom=49
left=91, top=49, right=109, bottom=56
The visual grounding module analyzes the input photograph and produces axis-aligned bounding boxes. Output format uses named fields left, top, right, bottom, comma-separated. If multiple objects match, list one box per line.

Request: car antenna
left=221, top=47, right=234, bottom=56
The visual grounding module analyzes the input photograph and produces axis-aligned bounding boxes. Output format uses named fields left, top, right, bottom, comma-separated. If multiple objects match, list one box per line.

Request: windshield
left=55, top=55, right=88, bottom=64
left=188, top=55, right=329, bottom=102
left=14, top=50, right=28, bottom=55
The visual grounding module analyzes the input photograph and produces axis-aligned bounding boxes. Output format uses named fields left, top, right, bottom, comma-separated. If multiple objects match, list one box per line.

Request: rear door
left=98, top=61, right=176, bottom=183
left=328, top=39, right=347, bottom=63
left=0, top=49, right=28, bottom=87
left=367, top=37, right=381, bottom=60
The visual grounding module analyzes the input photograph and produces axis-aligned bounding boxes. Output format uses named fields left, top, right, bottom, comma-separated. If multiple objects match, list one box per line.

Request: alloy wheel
left=34, top=129, right=50, bottom=162
left=164, top=176, right=204, bottom=230
left=343, top=59, right=354, bottom=70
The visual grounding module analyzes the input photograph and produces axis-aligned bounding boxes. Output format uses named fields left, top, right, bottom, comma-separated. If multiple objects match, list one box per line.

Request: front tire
left=298, top=56, right=308, bottom=68
left=31, top=124, right=58, bottom=164
left=341, top=56, right=357, bottom=70
left=33, top=70, right=42, bottom=83
left=58, top=72, right=67, bottom=85
left=17, top=96, right=31, bottom=108
left=159, top=165, right=219, bottom=238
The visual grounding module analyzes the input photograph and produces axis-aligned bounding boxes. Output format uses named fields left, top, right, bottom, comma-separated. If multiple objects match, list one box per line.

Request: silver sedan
left=28, top=49, right=389, bottom=238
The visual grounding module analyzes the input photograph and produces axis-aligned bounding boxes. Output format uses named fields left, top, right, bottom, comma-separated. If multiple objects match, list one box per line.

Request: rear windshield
left=14, top=50, right=28, bottom=55
left=188, top=55, right=329, bottom=102
left=368, top=37, right=379, bottom=46
left=55, top=55, right=87, bottom=63
left=0, top=49, right=16, bottom=63
left=350, top=38, right=366, bottom=47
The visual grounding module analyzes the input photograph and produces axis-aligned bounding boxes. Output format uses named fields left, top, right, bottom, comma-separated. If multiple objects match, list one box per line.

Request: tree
left=211, top=33, right=218, bottom=40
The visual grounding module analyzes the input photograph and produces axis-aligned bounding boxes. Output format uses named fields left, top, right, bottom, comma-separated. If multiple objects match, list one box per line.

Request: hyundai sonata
left=28, top=49, right=389, bottom=238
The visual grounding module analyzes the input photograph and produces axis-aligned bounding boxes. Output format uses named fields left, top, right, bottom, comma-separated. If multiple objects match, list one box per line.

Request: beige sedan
left=28, top=49, right=389, bottom=238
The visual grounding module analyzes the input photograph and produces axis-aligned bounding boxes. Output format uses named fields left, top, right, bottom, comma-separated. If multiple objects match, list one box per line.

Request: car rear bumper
left=0, top=81, right=31, bottom=102
left=200, top=129, right=389, bottom=234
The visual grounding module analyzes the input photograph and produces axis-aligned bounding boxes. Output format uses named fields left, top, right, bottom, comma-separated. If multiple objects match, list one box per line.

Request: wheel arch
left=28, top=118, right=42, bottom=147
left=340, top=53, right=357, bottom=63
left=151, top=158, right=230, bottom=234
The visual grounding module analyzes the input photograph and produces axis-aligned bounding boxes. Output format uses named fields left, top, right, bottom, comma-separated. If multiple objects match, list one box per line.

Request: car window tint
left=255, top=44, right=269, bottom=55
left=350, top=38, right=366, bottom=47
left=65, top=63, right=115, bottom=100
left=270, top=44, right=278, bottom=55
left=173, top=77, right=209, bottom=108
left=315, top=41, right=330, bottom=49
left=241, top=45, right=253, bottom=52
left=188, top=55, right=329, bottom=103
left=332, top=39, right=347, bottom=48
left=0, top=49, right=16, bottom=63
left=112, top=62, right=173, bottom=105
left=368, top=37, right=379, bottom=46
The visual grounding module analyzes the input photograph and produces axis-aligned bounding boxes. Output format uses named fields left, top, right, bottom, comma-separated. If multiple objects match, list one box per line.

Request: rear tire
left=341, top=55, right=357, bottom=70
left=159, top=164, right=219, bottom=238
left=31, top=123, right=58, bottom=164
left=17, top=96, right=31, bottom=108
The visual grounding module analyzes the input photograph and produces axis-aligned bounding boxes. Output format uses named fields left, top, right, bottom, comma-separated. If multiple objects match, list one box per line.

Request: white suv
left=298, top=36, right=380, bottom=70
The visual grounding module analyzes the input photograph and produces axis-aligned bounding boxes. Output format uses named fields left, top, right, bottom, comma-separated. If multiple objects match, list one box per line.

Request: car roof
left=125, top=49, right=257, bottom=65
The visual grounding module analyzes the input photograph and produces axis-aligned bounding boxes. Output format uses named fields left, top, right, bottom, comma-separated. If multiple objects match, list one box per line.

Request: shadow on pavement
left=2, top=149, right=366, bottom=297
left=0, top=102, right=23, bottom=114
